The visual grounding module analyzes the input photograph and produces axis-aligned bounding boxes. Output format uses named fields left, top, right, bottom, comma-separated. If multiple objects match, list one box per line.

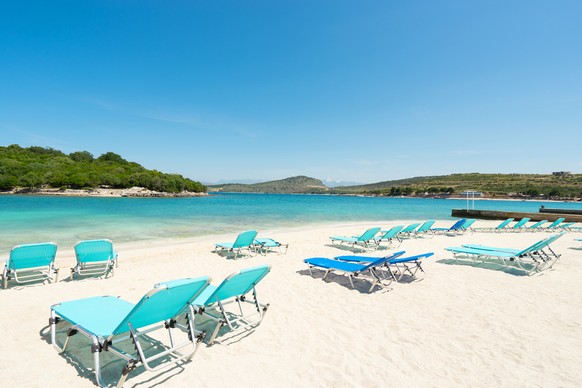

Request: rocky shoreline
left=1, top=187, right=208, bottom=198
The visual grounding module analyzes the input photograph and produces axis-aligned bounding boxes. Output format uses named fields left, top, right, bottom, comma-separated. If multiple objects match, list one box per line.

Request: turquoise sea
left=1, top=193, right=581, bottom=251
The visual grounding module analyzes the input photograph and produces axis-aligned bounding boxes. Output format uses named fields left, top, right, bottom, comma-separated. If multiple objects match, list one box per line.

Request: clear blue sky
left=1, top=1, right=581, bottom=185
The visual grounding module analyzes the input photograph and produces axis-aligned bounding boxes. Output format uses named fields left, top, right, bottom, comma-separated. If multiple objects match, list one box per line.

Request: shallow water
left=1, top=193, right=580, bottom=251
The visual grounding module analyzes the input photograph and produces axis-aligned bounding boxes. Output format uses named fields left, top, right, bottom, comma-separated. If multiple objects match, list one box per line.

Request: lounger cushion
left=52, top=296, right=134, bottom=336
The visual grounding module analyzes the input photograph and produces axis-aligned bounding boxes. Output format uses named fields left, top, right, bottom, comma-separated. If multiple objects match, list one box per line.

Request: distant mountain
left=331, top=173, right=582, bottom=199
left=209, top=175, right=329, bottom=194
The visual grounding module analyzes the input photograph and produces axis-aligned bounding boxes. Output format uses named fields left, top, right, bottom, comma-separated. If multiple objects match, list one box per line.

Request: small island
left=0, top=145, right=207, bottom=197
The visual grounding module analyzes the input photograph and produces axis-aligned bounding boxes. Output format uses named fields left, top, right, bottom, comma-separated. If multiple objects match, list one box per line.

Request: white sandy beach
left=1, top=220, right=581, bottom=387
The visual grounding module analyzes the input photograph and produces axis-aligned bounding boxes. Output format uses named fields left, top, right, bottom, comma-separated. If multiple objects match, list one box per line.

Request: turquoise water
left=1, top=193, right=581, bottom=251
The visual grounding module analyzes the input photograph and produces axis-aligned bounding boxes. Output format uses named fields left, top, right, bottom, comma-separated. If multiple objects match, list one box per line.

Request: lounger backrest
left=528, top=220, right=547, bottom=229
left=515, top=233, right=562, bottom=256
left=449, top=219, right=466, bottom=230
left=401, top=223, right=420, bottom=233
left=9, top=242, right=57, bottom=270
left=547, top=218, right=565, bottom=228
left=460, top=219, right=476, bottom=229
left=512, top=218, right=530, bottom=229
left=358, top=227, right=381, bottom=241
left=232, top=230, right=258, bottom=248
left=417, top=220, right=435, bottom=233
left=361, top=252, right=406, bottom=270
left=496, top=218, right=514, bottom=229
left=113, top=276, right=211, bottom=335
left=74, top=239, right=114, bottom=263
left=381, top=225, right=404, bottom=239
left=204, top=265, right=271, bottom=304
left=389, top=252, right=434, bottom=264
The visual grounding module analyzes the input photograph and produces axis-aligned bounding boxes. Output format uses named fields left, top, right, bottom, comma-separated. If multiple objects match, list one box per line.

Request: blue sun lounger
left=2, top=242, right=58, bottom=289
left=330, top=227, right=381, bottom=251
left=50, top=276, right=211, bottom=387
left=334, top=251, right=434, bottom=282
left=304, top=254, right=397, bottom=292
left=71, top=239, right=118, bottom=279
left=214, top=230, right=258, bottom=259
left=431, top=219, right=466, bottom=234
left=192, top=265, right=271, bottom=345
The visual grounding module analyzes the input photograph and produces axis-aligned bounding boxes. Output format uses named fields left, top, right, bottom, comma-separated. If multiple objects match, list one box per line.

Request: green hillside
left=210, top=175, right=329, bottom=194
left=0, top=144, right=206, bottom=193
left=332, top=173, right=582, bottom=198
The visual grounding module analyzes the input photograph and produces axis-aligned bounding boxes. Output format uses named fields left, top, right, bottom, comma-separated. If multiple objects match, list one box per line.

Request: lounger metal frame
left=2, top=242, right=59, bottom=289
left=71, top=239, right=118, bottom=280
left=50, top=279, right=209, bottom=387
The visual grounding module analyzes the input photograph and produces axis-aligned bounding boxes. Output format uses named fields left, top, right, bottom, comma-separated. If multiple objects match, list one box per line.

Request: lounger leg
left=2, top=266, right=8, bottom=289
left=208, top=320, right=225, bottom=345
left=348, top=275, right=355, bottom=289
left=91, top=336, right=106, bottom=387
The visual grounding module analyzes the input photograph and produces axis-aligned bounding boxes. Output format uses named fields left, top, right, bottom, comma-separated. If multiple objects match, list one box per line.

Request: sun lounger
left=414, top=220, right=435, bottom=237
left=253, top=238, right=289, bottom=255
left=333, top=251, right=433, bottom=282
left=192, top=265, right=271, bottom=344
left=559, top=222, right=576, bottom=231
left=462, top=232, right=564, bottom=263
left=526, top=220, right=548, bottom=231
left=304, top=254, right=396, bottom=292
left=545, top=218, right=565, bottom=231
left=214, top=230, right=258, bottom=259
left=445, top=233, right=564, bottom=273
left=510, top=218, right=531, bottom=232
left=71, top=239, right=118, bottom=279
left=431, top=219, right=466, bottom=234
left=2, top=242, right=58, bottom=289
left=330, top=227, right=381, bottom=251
left=50, top=276, right=211, bottom=387
left=397, top=222, right=421, bottom=239
left=473, top=218, right=514, bottom=233
left=375, top=225, right=404, bottom=246
left=457, top=219, right=476, bottom=234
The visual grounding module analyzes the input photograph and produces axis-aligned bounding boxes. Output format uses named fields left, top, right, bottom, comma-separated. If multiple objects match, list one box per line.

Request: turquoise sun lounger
left=445, top=233, right=564, bottom=273
left=50, top=276, right=211, bottom=387
left=304, top=254, right=397, bottom=292
left=192, top=265, right=271, bottom=345
left=253, top=238, right=289, bottom=255
left=71, top=239, right=118, bottom=279
left=2, top=242, right=58, bottom=289
left=510, top=218, right=531, bottom=232
left=473, top=218, right=514, bottom=233
left=545, top=218, right=565, bottom=231
left=375, top=225, right=404, bottom=246
left=414, top=220, right=436, bottom=237
left=526, top=220, right=548, bottom=231
left=214, top=230, right=258, bottom=259
left=330, top=227, right=381, bottom=251
left=397, top=222, right=421, bottom=239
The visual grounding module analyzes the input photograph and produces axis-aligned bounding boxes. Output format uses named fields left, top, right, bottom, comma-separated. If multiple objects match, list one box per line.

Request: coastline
left=1, top=220, right=581, bottom=387
left=0, top=187, right=208, bottom=198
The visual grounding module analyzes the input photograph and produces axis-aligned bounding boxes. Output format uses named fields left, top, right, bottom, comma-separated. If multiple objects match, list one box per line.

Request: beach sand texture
left=1, top=220, right=581, bottom=387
